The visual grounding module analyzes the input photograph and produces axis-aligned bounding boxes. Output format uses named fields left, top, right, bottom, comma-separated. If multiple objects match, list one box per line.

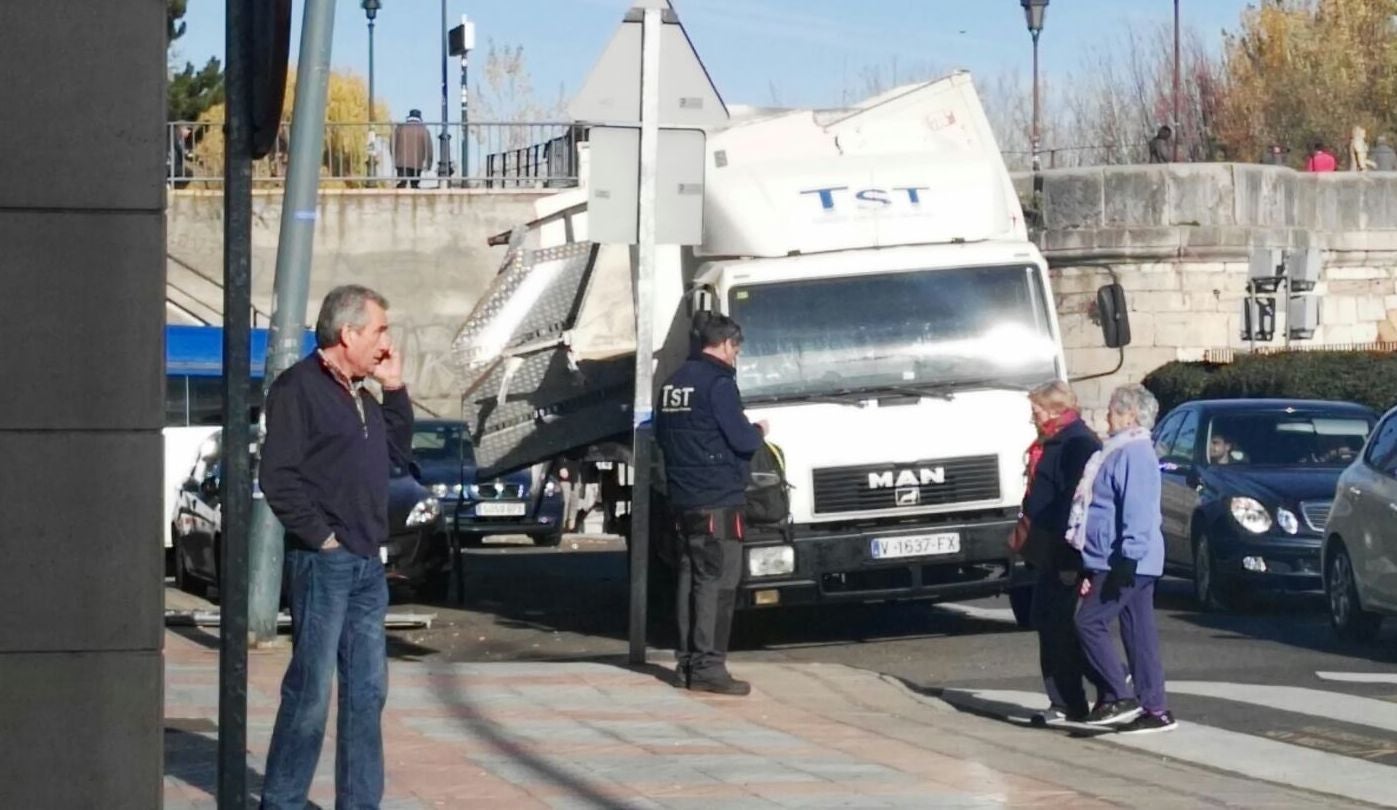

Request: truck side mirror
left=685, top=286, right=714, bottom=317
left=1097, top=283, right=1132, bottom=348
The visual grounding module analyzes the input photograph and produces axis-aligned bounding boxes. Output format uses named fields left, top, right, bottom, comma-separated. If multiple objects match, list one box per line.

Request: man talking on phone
left=259, top=285, right=413, bottom=809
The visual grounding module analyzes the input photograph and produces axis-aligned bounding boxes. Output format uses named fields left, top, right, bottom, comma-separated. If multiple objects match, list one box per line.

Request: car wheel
left=1327, top=542, right=1382, bottom=642
left=1194, top=534, right=1238, bottom=612
left=1008, top=585, right=1033, bottom=629
left=533, top=531, right=563, bottom=548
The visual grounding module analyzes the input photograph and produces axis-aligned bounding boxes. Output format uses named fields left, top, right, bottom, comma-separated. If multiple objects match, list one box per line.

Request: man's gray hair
left=314, top=285, right=389, bottom=349
left=1108, top=383, right=1159, bottom=430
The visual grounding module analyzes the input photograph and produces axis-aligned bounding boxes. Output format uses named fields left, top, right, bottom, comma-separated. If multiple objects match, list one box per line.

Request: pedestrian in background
left=1261, top=143, right=1288, bottom=167
left=1147, top=125, right=1172, bottom=164
left=392, top=109, right=433, bottom=188
left=1067, top=384, right=1176, bottom=734
left=1306, top=140, right=1337, bottom=172
left=1372, top=135, right=1397, bottom=171
left=258, top=285, right=414, bottom=808
left=1015, top=381, right=1104, bottom=726
left=656, top=313, right=768, bottom=696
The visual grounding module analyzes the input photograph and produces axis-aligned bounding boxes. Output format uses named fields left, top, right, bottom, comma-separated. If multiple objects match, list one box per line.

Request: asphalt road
left=375, top=534, right=1397, bottom=797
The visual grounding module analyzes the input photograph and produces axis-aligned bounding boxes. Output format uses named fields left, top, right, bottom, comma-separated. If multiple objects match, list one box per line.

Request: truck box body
left=453, top=73, right=1065, bottom=607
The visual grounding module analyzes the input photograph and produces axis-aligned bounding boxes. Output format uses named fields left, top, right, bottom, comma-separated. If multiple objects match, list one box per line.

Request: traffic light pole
left=248, top=0, right=337, bottom=644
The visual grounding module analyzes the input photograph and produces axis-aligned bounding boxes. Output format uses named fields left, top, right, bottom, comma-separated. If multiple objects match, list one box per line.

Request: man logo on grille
left=895, top=486, right=921, bottom=506
left=867, top=467, right=946, bottom=489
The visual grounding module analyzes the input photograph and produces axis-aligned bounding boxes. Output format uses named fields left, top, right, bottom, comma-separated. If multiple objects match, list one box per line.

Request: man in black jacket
left=656, top=314, right=767, bottom=695
left=259, top=285, right=413, bottom=810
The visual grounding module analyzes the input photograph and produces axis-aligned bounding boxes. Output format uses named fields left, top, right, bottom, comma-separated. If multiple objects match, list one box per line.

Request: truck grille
left=1301, top=501, right=1332, bottom=533
left=811, top=456, right=1001, bottom=514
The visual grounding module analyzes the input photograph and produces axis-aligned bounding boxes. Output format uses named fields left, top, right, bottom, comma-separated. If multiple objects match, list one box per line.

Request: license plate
left=475, top=502, right=526, bottom=517
left=870, top=532, right=961, bottom=560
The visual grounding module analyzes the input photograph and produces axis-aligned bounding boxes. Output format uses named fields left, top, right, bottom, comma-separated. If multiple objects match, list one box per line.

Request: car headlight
left=405, top=497, right=441, bottom=528
left=544, top=480, right=558, bottom=497
left=429, top=483, right=449, bottom=498
left=1276, top=507, right=1300, bottom=535
left=747, top=546, right=795, bottom=578
left=1230, top=497, right=1272, bottom=534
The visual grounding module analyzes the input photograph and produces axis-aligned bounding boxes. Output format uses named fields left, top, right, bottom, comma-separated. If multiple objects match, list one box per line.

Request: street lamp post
left=1173, top=0, right=1181, bottom=162
left=437, top=0, right=452, bottom=184
left=362, top=0, right=381, bottom=178
left=1021, top=0, right=1048, bottom=173
left=449, top=16, right=476, bottom=184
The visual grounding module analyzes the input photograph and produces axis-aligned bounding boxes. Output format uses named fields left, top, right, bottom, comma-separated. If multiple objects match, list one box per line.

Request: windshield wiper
left=746, top=391, right=870, bottom=406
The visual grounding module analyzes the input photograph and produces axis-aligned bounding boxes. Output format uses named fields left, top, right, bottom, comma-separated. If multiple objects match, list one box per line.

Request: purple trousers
left=1074, top=572, right=1168, bottom=714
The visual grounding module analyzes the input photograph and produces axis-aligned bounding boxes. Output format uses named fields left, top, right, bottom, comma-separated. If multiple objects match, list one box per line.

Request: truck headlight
left=1230, top=497, right=1272, bottom=534
left=405, top=498, right=441, bottom=528
left=747, top=546, right=795, bottom=577
left=1276, top=507, right=1300, bottom=535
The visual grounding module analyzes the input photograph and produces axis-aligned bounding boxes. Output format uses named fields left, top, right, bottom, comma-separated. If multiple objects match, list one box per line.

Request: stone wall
left=166, top=189, right=550, bottom=415
left=1023, top=164, right=1397, bottom=424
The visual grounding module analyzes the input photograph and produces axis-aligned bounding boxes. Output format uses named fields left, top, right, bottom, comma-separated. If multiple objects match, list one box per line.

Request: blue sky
left=173, top=0, right=1253, bottom=121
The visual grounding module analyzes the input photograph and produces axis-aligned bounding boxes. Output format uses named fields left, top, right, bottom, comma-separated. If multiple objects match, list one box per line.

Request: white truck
left=452, top=73, right=1129, bottom=619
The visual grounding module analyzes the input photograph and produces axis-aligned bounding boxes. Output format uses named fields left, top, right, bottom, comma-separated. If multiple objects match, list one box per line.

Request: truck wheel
left=1008, top=586, right=1033, bottom=629
left=174, top=545, right=204, bottom=597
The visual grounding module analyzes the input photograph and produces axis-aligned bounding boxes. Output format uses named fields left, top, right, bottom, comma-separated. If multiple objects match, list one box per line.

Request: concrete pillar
left=0, top=2, right=166, bottom=807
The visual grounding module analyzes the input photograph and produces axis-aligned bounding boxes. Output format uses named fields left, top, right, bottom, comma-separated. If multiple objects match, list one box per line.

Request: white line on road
left=938, top=687, right=1397, bottom=808
left=1170, top=680, right=1397, bottom=735
left=1317, top=671, right=1397, bottom=685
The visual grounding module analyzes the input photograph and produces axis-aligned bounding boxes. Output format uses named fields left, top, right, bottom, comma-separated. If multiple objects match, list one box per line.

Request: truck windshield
left=728, top=265, right=1057, bottom=400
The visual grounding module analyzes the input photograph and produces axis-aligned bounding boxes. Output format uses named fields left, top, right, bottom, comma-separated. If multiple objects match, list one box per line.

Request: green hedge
left=1142, top=352, right=1397, bottom=416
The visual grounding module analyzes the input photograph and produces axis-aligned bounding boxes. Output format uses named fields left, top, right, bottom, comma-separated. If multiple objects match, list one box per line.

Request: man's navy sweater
left=260, top=354, right=414, bottom=558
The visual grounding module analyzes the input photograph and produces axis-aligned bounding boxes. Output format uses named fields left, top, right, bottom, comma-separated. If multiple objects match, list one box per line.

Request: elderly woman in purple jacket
left=1066, top=384, right=1177, bottom=734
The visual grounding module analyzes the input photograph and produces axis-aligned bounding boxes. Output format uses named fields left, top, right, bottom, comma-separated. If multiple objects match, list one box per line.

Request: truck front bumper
left=735, top=510, right=1026, bottom=609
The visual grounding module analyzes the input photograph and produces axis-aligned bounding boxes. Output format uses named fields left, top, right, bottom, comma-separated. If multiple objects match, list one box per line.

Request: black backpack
left=745, top=440, right=791, bottom=527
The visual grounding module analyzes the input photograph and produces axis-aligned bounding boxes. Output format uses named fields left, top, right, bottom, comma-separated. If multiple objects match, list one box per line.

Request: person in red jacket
left=1307, top=141, right=1337, bottom=172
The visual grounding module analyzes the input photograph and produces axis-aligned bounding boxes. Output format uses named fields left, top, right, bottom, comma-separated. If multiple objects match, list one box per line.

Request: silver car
left=1322, top=407, right=1397, bottom=640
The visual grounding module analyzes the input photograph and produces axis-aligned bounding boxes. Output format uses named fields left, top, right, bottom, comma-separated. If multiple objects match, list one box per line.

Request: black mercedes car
left=1153, top=399, right=1377, bottom=610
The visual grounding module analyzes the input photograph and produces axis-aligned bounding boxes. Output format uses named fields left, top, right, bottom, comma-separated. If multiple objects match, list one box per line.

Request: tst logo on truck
left=800, top=186, right=929, bottom=212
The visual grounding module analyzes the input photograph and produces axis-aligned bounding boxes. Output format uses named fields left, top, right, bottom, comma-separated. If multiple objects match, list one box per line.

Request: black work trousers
left=1031, top=567, right=1107, bottom=715
left=675, top=506, right=743, bottom=680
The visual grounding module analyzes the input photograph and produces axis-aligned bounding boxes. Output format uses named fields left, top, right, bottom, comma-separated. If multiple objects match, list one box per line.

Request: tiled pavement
left=162, top=629, right=1101, bottom=809
left=165, top=627, right=1356, bottom=809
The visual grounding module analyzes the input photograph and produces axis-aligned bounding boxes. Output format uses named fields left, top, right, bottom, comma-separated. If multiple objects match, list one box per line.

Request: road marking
left=1170, top=681, right=1397, bottom=735
left=1317, top=671, right=1397, bottom=685
left=938, top=687, right=1397, bottom=808
left=930, top=603, right=1019, bottom=624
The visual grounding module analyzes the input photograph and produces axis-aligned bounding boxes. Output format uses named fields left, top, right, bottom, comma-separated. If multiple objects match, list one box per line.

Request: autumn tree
left=1216, top=0, right=1397, bottom=165
left=192, top=69, right=390, bottom=187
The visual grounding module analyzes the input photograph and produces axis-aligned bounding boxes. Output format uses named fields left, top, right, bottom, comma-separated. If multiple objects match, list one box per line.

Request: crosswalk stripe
left=1170, top=680, right=1397, bottom=735
left=1317, top=671, right=1397, bottom=685
left=938, top=687, right=1397, bottom=808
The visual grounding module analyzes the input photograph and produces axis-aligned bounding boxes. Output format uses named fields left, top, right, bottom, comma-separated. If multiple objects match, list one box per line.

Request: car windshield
left=1206, top=412, right=1374, bottom=467
left=727, top=265, right=1058, bottom=401
left=412, top=424, right=474, bottom=463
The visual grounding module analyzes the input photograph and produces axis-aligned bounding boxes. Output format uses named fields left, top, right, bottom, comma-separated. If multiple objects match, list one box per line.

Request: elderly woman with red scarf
left=1011, top=381, right=1104, bottom=725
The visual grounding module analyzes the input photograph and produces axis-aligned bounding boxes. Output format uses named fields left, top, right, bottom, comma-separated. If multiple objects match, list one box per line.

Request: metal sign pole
left=628, top=5, right=663, bottom=665
left=218, top=0, right=253, bottom=805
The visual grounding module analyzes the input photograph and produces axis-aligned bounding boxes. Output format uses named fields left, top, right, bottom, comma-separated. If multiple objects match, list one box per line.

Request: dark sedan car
left=411, top=420, right=567, bottom=547
left=171, top=430, right=446, bottom=597
left=1153, top=399, right=1377, bottom=610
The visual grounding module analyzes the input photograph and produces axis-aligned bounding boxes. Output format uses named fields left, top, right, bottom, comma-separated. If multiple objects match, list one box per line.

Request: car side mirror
left=1097, top=283, right=1132, bottom=349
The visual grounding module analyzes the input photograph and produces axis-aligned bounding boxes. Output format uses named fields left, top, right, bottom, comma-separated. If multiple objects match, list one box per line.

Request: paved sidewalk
left=163, top=628, right=1359, bottom=809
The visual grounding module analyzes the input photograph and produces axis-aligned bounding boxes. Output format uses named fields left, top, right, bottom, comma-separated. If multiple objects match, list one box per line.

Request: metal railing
left=166, top=121, right=583, bottom=189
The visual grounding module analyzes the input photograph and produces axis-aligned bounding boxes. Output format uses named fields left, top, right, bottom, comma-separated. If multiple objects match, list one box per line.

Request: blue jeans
left=261, top=547, right=389, bottom=810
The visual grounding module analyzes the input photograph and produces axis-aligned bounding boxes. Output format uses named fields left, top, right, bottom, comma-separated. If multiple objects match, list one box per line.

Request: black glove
left=1103, top=557, right=1137, bottom=599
